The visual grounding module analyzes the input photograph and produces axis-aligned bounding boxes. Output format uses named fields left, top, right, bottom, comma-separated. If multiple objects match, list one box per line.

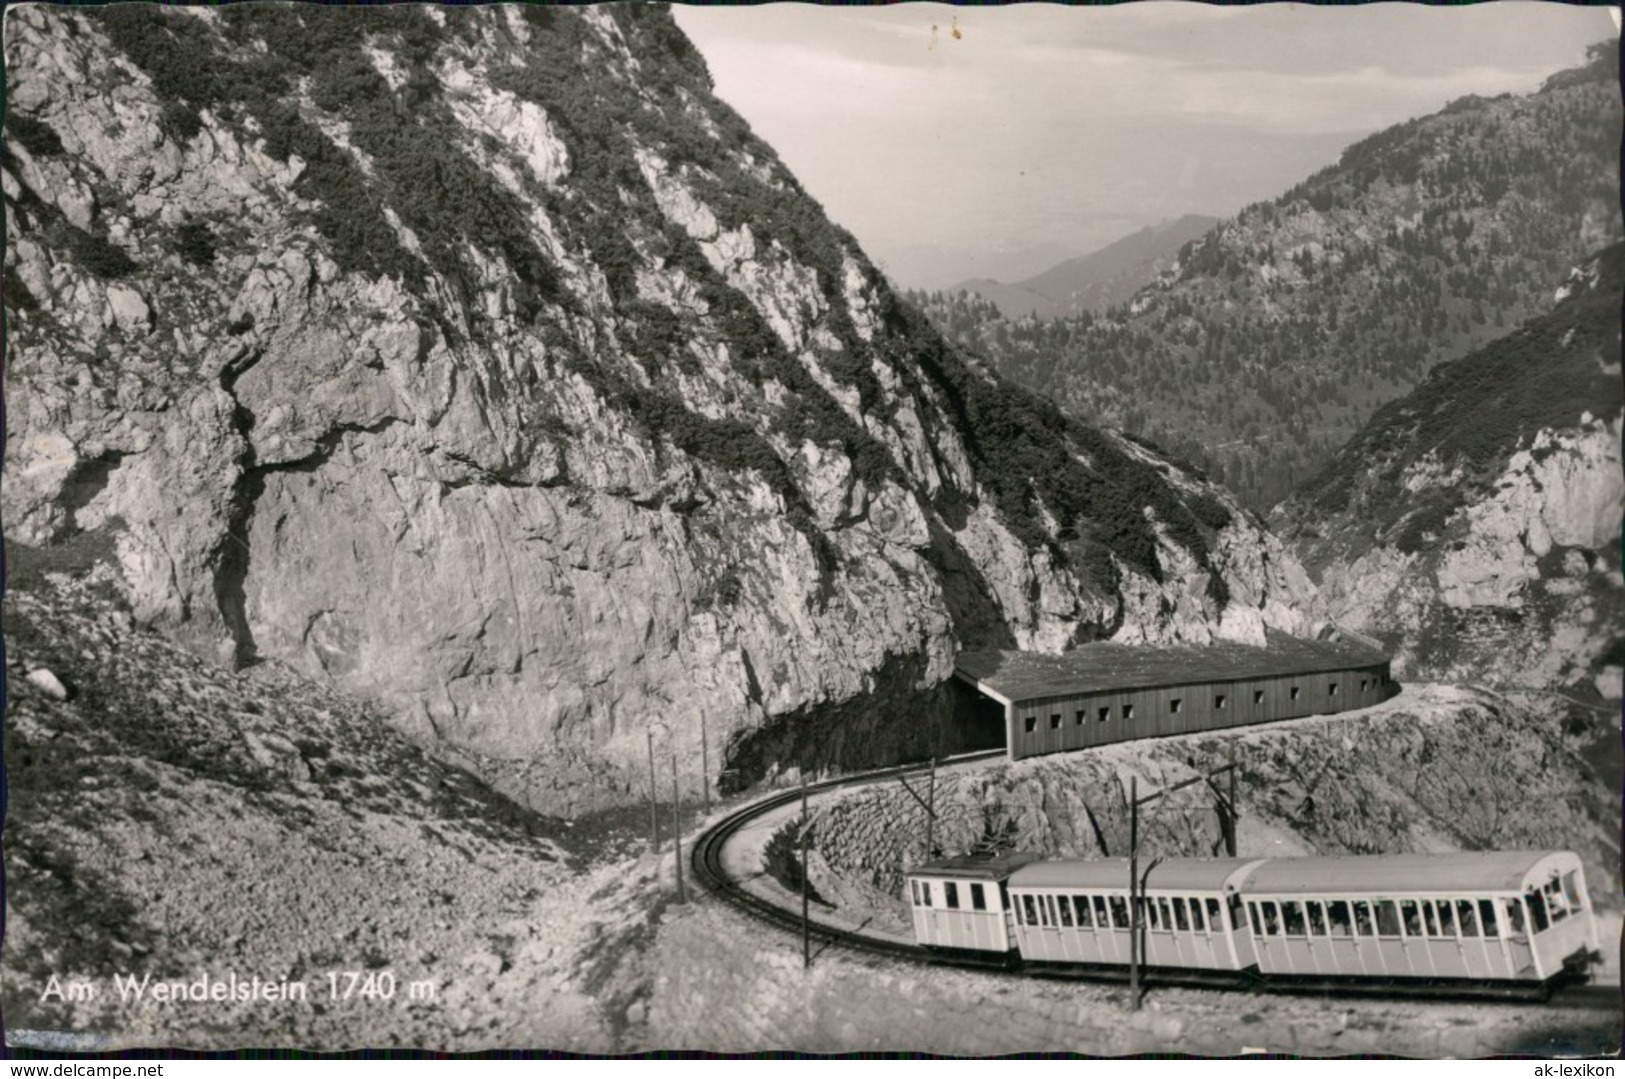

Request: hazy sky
left=674, top=3, right=1620, bottom=290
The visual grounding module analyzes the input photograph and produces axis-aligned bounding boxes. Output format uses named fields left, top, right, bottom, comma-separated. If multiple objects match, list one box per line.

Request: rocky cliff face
left=1275, top=244, right=1624, bottom=696
left=2, top=6, right=1320, bottom=811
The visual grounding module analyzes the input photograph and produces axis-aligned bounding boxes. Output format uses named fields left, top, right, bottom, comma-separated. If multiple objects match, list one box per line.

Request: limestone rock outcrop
left=3, top=6, right=1321, bottom=810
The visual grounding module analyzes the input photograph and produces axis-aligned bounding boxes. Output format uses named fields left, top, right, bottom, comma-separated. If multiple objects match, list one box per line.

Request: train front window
left=1562, top=871, right=1584, bottom=912
left=1075, top=896, right=1093, bottom=928
left=1455, top=900, right=1479, bottom=937
left=1306, top=901, right=1327, bottom=937
left=1021, top=895, right=1038, bottom=926
left=1543, top=880, right=1569, bottom=923
left=970, top=883, right=987, bottom=912
left=1375, top=901, right=1401, bottom=937
left=1327, top=900, right=1353, bottom=937
left=945, top=882, right=960, bottom=910
left=1353, top=901, right=1375, bottom=937
left=1525, top=889, right=1550, bottom=932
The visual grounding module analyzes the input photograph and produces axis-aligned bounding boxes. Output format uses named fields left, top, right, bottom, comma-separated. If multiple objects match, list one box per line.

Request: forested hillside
left=913, top=44, right=1621, bottom=508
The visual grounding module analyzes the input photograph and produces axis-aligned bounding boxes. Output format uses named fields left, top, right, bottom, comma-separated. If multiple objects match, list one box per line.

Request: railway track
left=690, top=754, right=1621, bottom=1008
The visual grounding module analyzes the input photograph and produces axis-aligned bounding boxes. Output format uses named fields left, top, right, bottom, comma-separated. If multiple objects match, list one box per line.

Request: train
left=905, top=850, right=1602, bottom=993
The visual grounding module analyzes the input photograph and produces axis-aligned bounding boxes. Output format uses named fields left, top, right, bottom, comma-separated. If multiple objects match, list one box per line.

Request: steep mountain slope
left=2, top=5, right=1320, bottom=813
left=943, top=214, right=1219, bottom=321
left=1274, top=243, right=1624, bottom=696
left=916, top=45, right=1622, bottom=508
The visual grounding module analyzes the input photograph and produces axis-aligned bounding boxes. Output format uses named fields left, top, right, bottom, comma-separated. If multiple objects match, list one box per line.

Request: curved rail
left=691, top=754, right=1617, bottom=1006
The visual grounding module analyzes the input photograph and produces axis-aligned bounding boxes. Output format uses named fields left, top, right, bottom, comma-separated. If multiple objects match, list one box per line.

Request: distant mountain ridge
left=948, top=214, right=1220, bottom=320
left=914, top=43, right=1622, bottom=509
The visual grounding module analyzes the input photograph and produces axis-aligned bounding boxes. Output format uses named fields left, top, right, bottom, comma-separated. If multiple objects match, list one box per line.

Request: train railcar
left=1234, top=851, right=1599, bottom=985
left=905, top=849, right=1601, bottom=992
left=1007, top=858, right=1264, bottom=972
left=908, top=852, right=1039, bottom=954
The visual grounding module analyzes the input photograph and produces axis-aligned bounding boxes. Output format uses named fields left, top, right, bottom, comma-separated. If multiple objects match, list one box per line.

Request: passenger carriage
left=1006, top=858, right=1262, bottom=973
left=1235, top=851, right=1600, bottom=986
left=908, top=852, right=1038, bottom=955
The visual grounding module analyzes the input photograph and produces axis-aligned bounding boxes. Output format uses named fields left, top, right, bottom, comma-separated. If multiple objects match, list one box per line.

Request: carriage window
left=1480, top=899, right=1500, bottom=938
left=1170, top=698, right=1183, bottom=714
left=1173, top=898, right=1190, bottom=931
left=1526, top=889, right=1550, bottom=932
left=1189, top=899, right=1205, bottom=932
left=1040, top=896, right=1056, bottom=927
left=1146, top=899, right=1162, bottom=930
left=1075, top=896, right=1093, bottom=928
left=1159, top=898, right=1175, bottom=931
left=1207, top=898, right=1223, bottom=928
left=945, top=882, right=960, bottom=910
left=1122, top=704, right=1135, bottom=720
left=1214, top=694, right=1227, bottom=710
left=1098, top=707, right=1111, bottom=723
left=1075, top=711, right=1086, bottom=726
left=1353, top=901, right=1375, bottom=937
left=1260, top=902, right=1281, bottom=937
left=1290, top=686, right=1301, bottom=701
left=1399, top=899, right=1423, bottom=937
left=1109, top=896, right=1129, bottom=928
left=1307, top=901, right=1328, bottom=937
left=1436, top=900, right=1456, bottom=937
left=1024, top=716, right=1036, bottom=733
left=1021, top=895, right=1038, bottom=926
left=1095, top=896, right=1111, bottom=928
left=1328, top=682, right=1339, bottom=697
left=1253, top=690, right=1265, bottom=706
left=1421, top=901, right=1439, bottom=937
left=1327, top=901, right=1353, bottom=937
left=1360, top=679, right=1368, bottom=692
left=1375, top=901, right=1401, bottom=937
left=1282, top=901, right=1306, bottom=937
left=1057, top=894, right=1074, bottom=928
left=910, top=881, right=921, bottom=906
left=1050, top=713, right=1062, bottom=730
left=1455, top=900, right=1479, bottom=937
left=971, top=883, right=987, bottom=911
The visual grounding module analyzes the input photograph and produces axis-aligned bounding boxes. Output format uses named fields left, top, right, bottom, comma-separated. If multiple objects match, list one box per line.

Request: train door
left=1316, top=899, right=1361, bottom=975
left=1424, top=898, right=1471, bottom=979
left=1187, top=895, right=1221, bottom=968
left=1453, top=897, right=1501, bottom=979
left=1499, top=896, right=1540, bottom=979
left=1370, top=899, right=1413, bottom=977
